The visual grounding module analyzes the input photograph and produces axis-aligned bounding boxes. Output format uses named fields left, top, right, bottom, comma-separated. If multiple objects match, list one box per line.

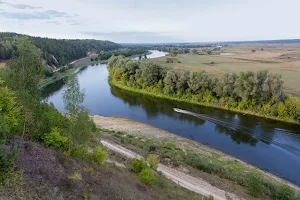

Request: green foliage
left=0, top=80, right=21, bottom=135
left=245, top=173, right=264, bottom=197
left=270, top=184, right=296, bottom=200
left=68, top=145, right=89, bottom=159
left=84, top=167, right=94, bottom=175
left=38, top=103, right=69, bottom=137
left=98, top=48, right=148, bottom=60
left=0, top=118, right=23, bottom=197
left=42, top=127, right=68, bottom=150
left=89, top=146, right=108, bottom=165
left=107, top=56, right=300, bottom=123
left=68, top=171, right=82, bottom=180
left=139, top=168, right=156, bottom=186
left=0, top=32, right=121, bottom=67
left=147, top=154, right=159, bottom=169
left=63, top=76, right=95, bottom=147
left=131, top=159, right=148, bottom=173
left=3, top=37, right=43, bottom=139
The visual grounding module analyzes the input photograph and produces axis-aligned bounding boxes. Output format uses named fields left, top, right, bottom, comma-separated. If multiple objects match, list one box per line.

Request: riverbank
left=39, top=58, right=107, bottom=90
left=110, top=79, right=300, bottom=125
left=93, top=115, right=300, bottom=199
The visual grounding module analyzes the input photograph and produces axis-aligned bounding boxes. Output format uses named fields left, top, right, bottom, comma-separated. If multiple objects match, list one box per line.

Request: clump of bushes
left=166, top=58, right=173, bottom=63
left=89, top=146, right=108, bottom=165
left=147, top=154, right=159, bottom=170
left=131, top=159, right=147, bottom=173
left=68, top=171, right=82, bottom=180
left=139, top=168, right=156, bottom=186
left=131, top=159, right=156, bottom=186
left=42, top=127, right=68, bottom=150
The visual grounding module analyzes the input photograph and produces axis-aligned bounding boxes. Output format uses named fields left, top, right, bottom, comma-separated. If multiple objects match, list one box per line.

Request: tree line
left=107, top=56, right=300, bottom=122
left=97, top=47, right=148, bottom=60
left=0, top=32, right=121, bottom=67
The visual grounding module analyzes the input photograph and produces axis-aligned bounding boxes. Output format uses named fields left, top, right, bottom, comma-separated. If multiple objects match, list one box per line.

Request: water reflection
left=42, top=51, right=300, bottom=185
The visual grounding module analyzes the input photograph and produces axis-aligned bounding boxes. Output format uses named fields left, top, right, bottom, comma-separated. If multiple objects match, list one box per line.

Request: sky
left=0, top=0, right=299, bottom=43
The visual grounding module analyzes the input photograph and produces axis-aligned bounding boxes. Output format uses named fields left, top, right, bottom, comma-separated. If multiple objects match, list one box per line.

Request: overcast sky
left=0, top=0, right=299, bottom=43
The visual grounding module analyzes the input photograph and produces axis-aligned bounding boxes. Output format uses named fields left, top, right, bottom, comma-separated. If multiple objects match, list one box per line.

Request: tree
left=139, top=55, right=142, bottom=60
left=140, top=63, right=163, bottom=86
left=4, top=37, right=43, bottom=139
left=263, top=73, right=283, bottom=102
left=215, top=73, right=237, bottom=97
left=163, top=70, right=177, bottom=94
left=187, top=71, right=209, bottom=93
left=0, top=80, right=21, bottom=136
left=144, top=54, right=147, bottom=59
left=192, top=49, right=198, bottom=54
left=63, top=76, right=93, bottom=147
left=235, top=71, right=257, bottom=101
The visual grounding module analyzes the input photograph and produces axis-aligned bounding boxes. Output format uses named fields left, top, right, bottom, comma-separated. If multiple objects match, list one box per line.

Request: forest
left=97, top=47, right=148, bottom=60
left=107, top=55, right=300, bottom=123
left=0, top=32, right=121, bottom=67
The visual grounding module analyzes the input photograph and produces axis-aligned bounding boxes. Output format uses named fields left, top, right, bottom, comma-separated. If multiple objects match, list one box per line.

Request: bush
left=89, top=146, right=108, bottom=165
left=147, top=154, right=159, bottom=169
left=246, top=173, right=264, bottom=197
left=139, top=168, right=156, bottom=186
left=42, top=127, right=68, bottom=150
left=131, top=159, right=147, bottom=173
left=68, top=171, right=82, bottom=180
left=271, top=184, right=296, bottom=200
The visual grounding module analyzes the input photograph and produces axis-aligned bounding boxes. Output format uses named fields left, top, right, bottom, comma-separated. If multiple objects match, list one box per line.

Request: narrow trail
left=101, top=139, right=242, bottom=200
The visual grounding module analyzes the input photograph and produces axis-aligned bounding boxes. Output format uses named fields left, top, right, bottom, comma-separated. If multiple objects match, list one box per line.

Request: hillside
left=0, top=32, right=121, bottom=68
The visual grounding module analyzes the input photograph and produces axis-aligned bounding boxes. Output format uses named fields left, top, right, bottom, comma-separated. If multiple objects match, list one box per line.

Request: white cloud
left=1, top=0, right=299, bottom=42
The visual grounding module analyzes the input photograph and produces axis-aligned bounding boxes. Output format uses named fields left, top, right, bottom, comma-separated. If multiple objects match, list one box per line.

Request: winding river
left=44, top=50, right=300, bottom=186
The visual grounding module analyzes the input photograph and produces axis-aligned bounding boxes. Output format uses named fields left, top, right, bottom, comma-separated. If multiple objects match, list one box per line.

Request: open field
left=147, top=44, right=300, bottom=96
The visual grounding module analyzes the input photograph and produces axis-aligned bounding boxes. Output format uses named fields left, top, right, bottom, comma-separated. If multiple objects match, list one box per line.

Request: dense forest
left=107, top=56, right=300, bottom=123
left=0, top=32, right=121, bottom=67
left=97, top=48, right=148, bottom=60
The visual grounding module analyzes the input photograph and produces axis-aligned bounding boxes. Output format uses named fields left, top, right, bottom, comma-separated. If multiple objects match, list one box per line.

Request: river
left=44, top=50, right=300, bottom=186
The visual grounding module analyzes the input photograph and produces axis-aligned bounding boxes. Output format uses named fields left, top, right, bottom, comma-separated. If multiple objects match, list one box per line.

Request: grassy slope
left=4, top=138, right=206, bottom=200
left=147, top=44, right=300, bottom=97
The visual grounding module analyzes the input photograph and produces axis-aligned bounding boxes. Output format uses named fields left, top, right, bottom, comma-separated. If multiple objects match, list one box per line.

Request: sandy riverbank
left=93, top=115, right=300, bottom=191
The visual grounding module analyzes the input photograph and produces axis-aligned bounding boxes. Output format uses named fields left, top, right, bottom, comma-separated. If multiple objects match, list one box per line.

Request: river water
left=44, top=50, right=300, bottom=185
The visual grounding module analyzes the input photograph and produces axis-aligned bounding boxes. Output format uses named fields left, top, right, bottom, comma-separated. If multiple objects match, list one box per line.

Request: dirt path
left=93, top=116, right=300, bottom=191
left=101, top=139, right=242, bottom=200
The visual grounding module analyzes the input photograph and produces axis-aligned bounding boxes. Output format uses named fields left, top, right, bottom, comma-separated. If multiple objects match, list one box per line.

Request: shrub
left=139, top=168, right=155, bottom=186
left=246, top=173, right=264, bottom=197
left=69, top=145, right=88, bottom=159
left=84, top=167, right=94, bottom=175
left=89, top=146, right=108, bottom=165
left=68, top=171, right=82, bottom=180
left=42, top=127, right=68, bottom=150
left=131, top=159, right=147, bottom=173
left=147, top=154, right=159, bottom=170
left=271, top=184, right=296, bottom=200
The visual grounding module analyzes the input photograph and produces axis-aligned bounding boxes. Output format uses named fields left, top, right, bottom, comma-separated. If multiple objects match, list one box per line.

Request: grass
left=99, top=129, right=300, bottom=200
left=146, top=44, right=300, bottom=96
